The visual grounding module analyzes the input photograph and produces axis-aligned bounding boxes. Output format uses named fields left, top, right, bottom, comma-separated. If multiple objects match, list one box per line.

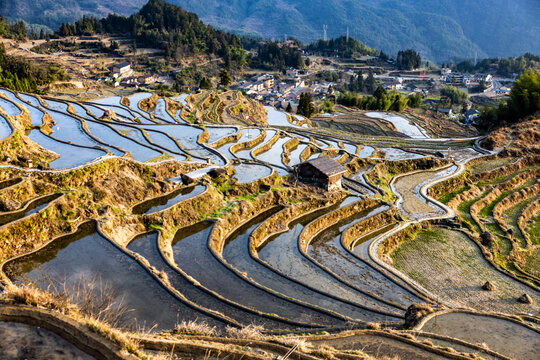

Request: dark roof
left=114, top=62, right=131, bottom=69
left=296, top=156, right=347, bottom=177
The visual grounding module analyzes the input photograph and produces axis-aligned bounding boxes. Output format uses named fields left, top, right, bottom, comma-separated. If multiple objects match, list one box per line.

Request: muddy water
left=0, top=114, right=12, bottom=140
left=308, top=206, right=421, bottom=307
left=0, top=98, right=21, bottom=117
left=127, top=231, right=291, bottom=329
left=415, top=335, right=498, bottom=360
left=172, top=220, right=336, bottom=326
left=29, top=131, right=106, bottom=169
left=4, top=222, right=217, bottom=331
left=206, top=126, right=237, bottom=144
left=85, top=121, right=161, bottom=162
left=257, top=204, right=401, bottom=321
left=394, top=165, right=457, bottom=221
left=233, top=163, right=272, bottom=183
left=420, top=312, right=540, bottom=360
left=223, top=208, right=389, bottom=321
left=311, top=334, right=448, bottom=360
left=0, top=322, right=95, bottom=360
left=0, top=193, right=62, bottom=227
left=133, top=185, right=205, bottom=214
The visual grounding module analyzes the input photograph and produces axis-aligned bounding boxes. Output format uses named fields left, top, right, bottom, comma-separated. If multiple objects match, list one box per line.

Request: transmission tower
left=346, top=26, right=349, bottom=42
left=323, top=25, right=328, bottom=41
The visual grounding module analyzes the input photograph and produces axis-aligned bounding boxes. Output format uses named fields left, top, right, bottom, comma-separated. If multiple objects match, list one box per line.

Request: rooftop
left=297, top=156, right=347, bottom=177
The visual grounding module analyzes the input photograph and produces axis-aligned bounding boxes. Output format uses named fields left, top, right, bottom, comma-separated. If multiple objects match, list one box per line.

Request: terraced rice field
left=0, top=87, right=538, bottom=360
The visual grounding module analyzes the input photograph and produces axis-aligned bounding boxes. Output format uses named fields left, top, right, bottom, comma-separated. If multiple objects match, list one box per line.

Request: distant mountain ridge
left=164, top=0, right=540, bottom=62
left=1, top=0, right=539, bottom=63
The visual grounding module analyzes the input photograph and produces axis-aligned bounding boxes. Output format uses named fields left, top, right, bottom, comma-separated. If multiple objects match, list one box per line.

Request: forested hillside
left=1, top=0, right=539, bottom=62
left=164, top=0, right=540, bottom=62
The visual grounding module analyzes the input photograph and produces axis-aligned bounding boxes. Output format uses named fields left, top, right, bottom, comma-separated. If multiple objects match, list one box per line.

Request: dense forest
left=0, top=16, right=27, bottom=40
left=306, top=36, right=377, bottom=58
left=453, top=53, right=540, bottom=77
left=247, top=41, right=304, bottom=71
left=396, top=49, right=422, bottom=70
left=0, top=43, right=69, bottom=92
left=57, top=0, right=248, bottom=70
left=337, top=87, right=421, bottom=112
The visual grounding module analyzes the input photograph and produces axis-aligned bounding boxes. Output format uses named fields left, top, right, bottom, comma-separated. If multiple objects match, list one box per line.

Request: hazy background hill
left=1, top=0, right=539, bottom=63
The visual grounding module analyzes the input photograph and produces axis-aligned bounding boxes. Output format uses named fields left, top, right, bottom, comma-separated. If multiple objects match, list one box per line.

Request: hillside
left=0, top=0, right=146, bottom=31
left=2, top=0, right=539, bottom=62
left=165, top=0, right=540, bottom=63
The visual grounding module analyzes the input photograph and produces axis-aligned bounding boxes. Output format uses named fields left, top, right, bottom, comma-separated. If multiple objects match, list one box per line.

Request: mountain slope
left=164, top=0, right=540, bottom=62
left=1, top=0, right=539, bottom=62
left=0, top=0, right=146, bottom=30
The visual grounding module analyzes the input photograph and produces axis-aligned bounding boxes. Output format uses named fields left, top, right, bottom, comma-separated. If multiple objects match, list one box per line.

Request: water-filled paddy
left=365, top=112, right=428, bottom=139
left=0, top=193, right=62, bottom=227
left=4, top=222, right=216, bottom=330
left=127, top=231, right=277, bottom=328
left=154, top=98, right=176, bottom=123
left=206, top=126, right=237, bottom=144
left=0, top=114, right=13, bottom=140
left=0, top=322, right=95, bottom=360
left=359, top=146, right=375, bottom=158
left=172, top=221, right=332, bottom=325
left=265, top=106, right=296, bottom=127
left=233, top=163, right=272, bottom=183
left=257, top=204, right=402, bottom=320
left=254, top=136, right=290, bottom=174
left=419, top=312, right=540, bottom=360
left=223, top=209, right=394, bottom=321
left=307, top=205, right=420, bottom=306
left=0, top=98, right=22, bottom=117
left=85, top=121, right=161, bottom=162
left=288, top=143, right=309, bottom=166
left=133, top=185, right=206, bottom=214
left=90, top=96, right=123, bottom=106
left=380, top=147, right=425, bottom=161
left=28, top=131, right=106, bottom=169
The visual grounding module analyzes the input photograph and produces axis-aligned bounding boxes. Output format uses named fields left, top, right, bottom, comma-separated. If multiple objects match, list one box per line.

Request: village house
left=112, top=62, right=133, bottom=79
left=383, top=81, right=404, bottom=91
left=293, top=157, right=347, bottom=191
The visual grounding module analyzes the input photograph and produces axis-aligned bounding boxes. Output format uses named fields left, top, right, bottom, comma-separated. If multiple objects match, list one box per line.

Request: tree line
left=478, top=69, right=540, bottom=130
left=0, top=43, right=69, bottom=93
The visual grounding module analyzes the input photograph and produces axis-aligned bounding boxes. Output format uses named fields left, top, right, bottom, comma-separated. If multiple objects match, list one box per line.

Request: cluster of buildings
left=237, top=71, right=335, bottom=111
left=108, top=62, right=166, bottom=88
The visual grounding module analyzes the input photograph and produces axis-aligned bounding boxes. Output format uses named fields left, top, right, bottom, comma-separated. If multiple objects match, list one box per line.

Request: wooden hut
left=294, top=157, right=346, bottom=191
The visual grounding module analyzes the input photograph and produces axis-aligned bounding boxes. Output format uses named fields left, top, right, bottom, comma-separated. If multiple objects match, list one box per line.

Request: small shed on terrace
left=294, top=157, right=347, bottom=191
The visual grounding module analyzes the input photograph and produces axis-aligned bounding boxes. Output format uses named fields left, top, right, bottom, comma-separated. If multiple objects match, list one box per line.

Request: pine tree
left=286, top=102, right=292, bottom=113
left=219, top=69, right=232, bottom=86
